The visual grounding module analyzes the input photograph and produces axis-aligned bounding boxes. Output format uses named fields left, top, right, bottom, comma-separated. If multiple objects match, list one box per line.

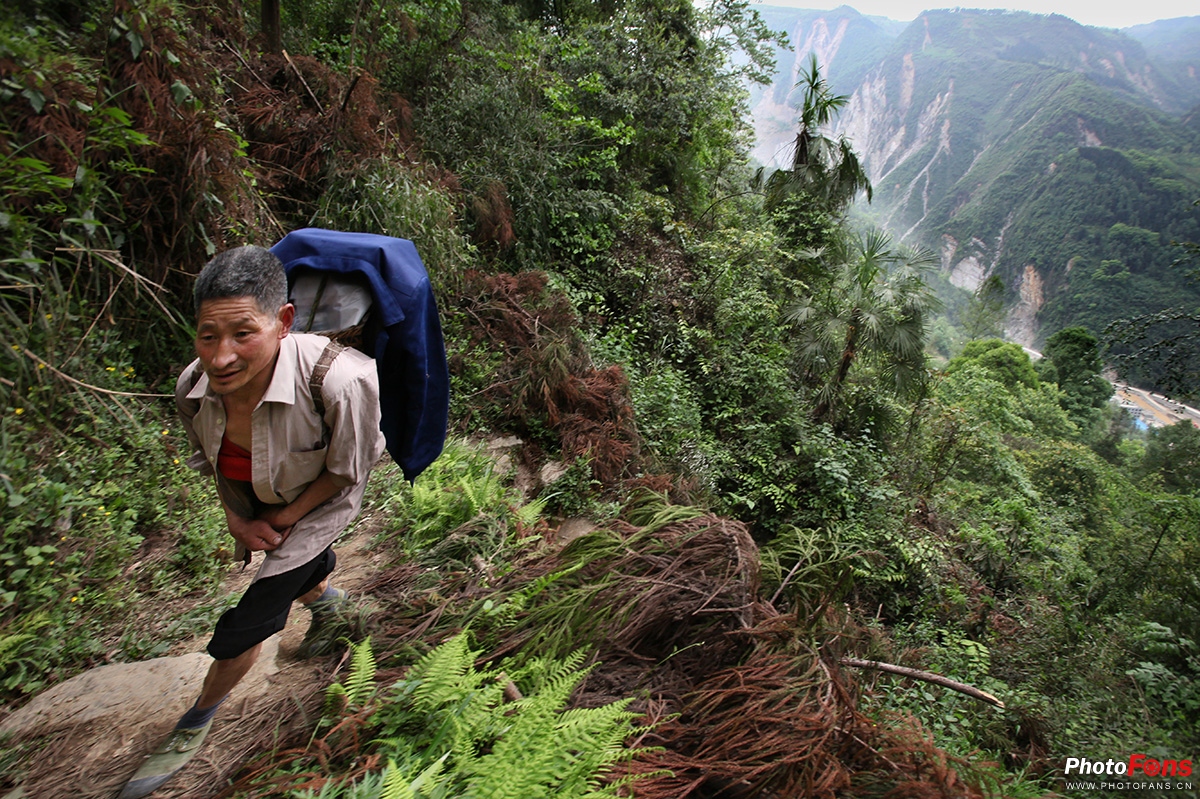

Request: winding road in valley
left=1113, top=383, right=1200, bottom=429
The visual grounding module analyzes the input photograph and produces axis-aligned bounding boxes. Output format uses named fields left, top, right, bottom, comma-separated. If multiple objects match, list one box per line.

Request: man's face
left=195, top=296, right=294, bottom=399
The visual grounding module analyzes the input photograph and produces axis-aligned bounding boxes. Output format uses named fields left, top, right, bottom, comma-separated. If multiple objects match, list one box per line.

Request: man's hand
left=257, top=504, right=298, bottom=534
left=227, top=513, right=289, bottom=551
left=254, top=470, right=345, bottom=536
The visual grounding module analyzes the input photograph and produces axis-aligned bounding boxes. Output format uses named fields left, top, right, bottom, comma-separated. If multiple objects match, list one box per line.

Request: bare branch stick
left=23, top=349, right=172, bottom=398
left=67, top=270, right=126, bottom=363
left=282, top=49, right=324, bottom=113
left=770, top=557, right=808, bottom=607
left=839, top=657, right=1005, bottom=708
left=221, top=39, right=272, bottom=91
left=54, top=247, right=177, bottom=319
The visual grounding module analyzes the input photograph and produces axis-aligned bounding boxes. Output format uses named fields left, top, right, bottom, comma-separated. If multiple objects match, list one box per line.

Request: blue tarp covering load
left=271, top=228, right=449, bottom=482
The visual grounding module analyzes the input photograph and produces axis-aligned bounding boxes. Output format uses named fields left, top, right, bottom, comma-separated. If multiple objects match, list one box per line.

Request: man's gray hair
left=193, top=245, right=288, bottom=315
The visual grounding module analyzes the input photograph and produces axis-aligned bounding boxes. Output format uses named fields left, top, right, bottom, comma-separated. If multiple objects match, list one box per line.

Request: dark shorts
left=207, top=547, right=336, bottom=660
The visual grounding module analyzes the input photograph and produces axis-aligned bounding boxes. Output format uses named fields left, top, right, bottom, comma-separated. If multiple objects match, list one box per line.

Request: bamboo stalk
left=839, top=657, right=1005, bottom=708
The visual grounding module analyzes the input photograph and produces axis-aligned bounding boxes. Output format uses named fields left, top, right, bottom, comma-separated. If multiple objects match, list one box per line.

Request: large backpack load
left=270, top=228, right=449, bottom=483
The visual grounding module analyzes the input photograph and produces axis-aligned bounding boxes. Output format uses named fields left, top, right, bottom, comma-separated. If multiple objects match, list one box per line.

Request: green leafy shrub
left=625, top=364, right=716, bottom=482
left=376, top=439, right=543, bottom=568
left=1126, top=622, right=1200, bottom=744
left=311, top=160, right=479, bottom=289
left=0, top=412, right=225, bottom=699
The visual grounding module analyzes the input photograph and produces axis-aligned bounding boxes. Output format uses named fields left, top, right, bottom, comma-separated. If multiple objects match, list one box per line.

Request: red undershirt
left=217, top=434, right=252, bottom=482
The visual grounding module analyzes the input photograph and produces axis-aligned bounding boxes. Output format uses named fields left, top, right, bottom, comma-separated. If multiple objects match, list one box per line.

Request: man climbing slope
left=119, top=245, right=385, bottom=798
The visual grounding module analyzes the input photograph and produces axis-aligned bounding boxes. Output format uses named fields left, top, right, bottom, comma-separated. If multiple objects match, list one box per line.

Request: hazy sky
left=755, top=1, right=1196, bottom=29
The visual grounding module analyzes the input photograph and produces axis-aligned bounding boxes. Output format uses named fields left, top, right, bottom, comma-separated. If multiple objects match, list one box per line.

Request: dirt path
left=4, top=503, right=394, bottom=799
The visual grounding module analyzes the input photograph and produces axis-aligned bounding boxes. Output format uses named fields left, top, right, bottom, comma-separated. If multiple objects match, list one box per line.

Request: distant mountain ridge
left=751, top=6, right=1200, bottom=354
left=749, top=5, right=896, bottom=167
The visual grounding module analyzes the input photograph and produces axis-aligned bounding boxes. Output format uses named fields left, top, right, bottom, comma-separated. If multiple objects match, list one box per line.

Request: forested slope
left=2, top=2, right=1198, bottom=798
left=752, top=8, right=1200, bottom=389
left=839, top=11, right=1200, bottom=366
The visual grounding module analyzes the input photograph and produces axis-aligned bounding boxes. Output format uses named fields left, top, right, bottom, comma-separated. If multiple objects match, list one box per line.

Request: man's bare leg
left=195, top=642, right=262, bottom=710
left=117, top=645, right=261, bottom=798
left=297, top=577, right=349, bottom=658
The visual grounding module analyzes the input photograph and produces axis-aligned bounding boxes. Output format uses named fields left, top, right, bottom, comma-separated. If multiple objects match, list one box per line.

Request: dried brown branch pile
left=4, top=0, right=415, bottom=288
left=101, top=1, right=252, bottom=280
left=227, top=52, right=408, bottom=220
left=361, top=506, right=983, bottom=799
left=501, top=513, right=758, bottom=665
left=193, top=500, right=987, bottom=799
left=622, top=647, right=981, bottom=799
left=456, top=270, right=640, bottom=483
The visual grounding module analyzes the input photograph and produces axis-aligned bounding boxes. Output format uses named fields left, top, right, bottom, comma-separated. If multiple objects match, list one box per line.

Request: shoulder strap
left=309, top=341, right=346, bottom=418
left=184, top=362, right=205, bottom=395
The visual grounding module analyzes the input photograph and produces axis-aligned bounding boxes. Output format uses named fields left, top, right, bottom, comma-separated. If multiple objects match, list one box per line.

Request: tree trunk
left=262, top=0, right=281, bottom=53
left=813, top=320, right=858, bottom=421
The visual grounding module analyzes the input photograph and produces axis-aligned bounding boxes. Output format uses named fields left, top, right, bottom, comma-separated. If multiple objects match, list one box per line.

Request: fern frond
left=0, top=633, right=35, bottom=666
left=380, top=758, right=414, bottom=799
left=367, top=634, right=652, bottom=799
left=462, top=658, right=640, bottom=799
left=324, top=682, right=349, bottom=718
left=405, top=632, right=478, bottom=713
left=409, top=751, right=450, bottom=794
left=345, top=637, right=377, bottom=709
left=515, top=495, right=547, bottom=527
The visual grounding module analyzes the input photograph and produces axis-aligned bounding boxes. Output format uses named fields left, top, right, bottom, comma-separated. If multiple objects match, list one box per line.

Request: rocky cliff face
left=749, top=6, right=897, bottom=167
left=831, top=10, right=1199, bottom=344
left=751, top=7, right=1200, bottom=348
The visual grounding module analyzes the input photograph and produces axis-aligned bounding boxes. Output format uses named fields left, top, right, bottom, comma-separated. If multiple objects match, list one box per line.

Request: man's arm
left=256, top=470, right=346, bottom=534
left=223, top=469, right=342, bottom=550
left=219, top=468, right=344, bottom=552
left=255, top=467, right=345, bottom=535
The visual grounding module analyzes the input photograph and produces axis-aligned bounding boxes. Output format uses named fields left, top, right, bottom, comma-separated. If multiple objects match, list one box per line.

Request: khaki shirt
left=176, top=333, right=386, bottom=581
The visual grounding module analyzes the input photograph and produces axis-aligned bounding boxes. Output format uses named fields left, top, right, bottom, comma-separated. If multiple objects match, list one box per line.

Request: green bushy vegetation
left=0, top=14, right=230, bottom=689
left=0, top=404, right=227, bottom=698
left=4, top=1, right=1200, bottom=796
left=252, top=635, right=647, bottom=798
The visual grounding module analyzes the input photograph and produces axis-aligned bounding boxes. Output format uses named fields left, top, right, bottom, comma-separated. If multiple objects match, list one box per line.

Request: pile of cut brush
left=217, top=497, right=984, bottom=799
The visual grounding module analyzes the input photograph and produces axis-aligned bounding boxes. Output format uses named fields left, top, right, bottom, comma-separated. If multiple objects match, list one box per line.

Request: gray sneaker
left=296, top=587, right=349, bottom=658
left=117, top=718, right=214, bottom=798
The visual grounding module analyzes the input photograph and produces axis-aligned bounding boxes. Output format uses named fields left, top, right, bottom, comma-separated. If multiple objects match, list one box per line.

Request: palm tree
left=787, top=229, right=938, bottom=424
left=763, top=55, right=872, bottom=215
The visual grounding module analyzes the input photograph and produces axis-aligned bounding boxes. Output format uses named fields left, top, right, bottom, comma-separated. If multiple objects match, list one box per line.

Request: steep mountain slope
left=831, top=9, right=1200, bottom=349
left=748, top=5, right=899, bottom=166
left=1123, top=15, right=1200, bottom=108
